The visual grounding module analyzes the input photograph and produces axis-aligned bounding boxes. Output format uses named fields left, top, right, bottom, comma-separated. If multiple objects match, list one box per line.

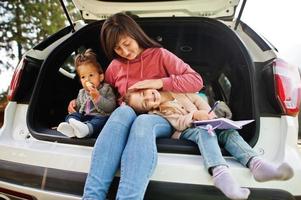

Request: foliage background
left=0, top=0, right=80, bottom=126
left=0, top=0, right=72, bottom=71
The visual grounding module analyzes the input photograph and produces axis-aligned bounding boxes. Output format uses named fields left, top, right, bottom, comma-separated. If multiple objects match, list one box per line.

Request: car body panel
left=0, top=181, right=80, bottom=200
left=1, top=1, right=301, bottom=199
left=1, top=103, right=301, bottom=197
left=72, top=0, right=240, bottom=19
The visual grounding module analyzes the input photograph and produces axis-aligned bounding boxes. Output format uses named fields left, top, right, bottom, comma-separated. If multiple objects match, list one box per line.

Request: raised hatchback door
left=72, top=0, right=240, bottom=20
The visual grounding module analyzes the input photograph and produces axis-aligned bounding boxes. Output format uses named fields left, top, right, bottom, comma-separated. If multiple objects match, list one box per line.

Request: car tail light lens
left=273, top=58, right=301, bottom=116
left=7, top=58, right=27, bottom=101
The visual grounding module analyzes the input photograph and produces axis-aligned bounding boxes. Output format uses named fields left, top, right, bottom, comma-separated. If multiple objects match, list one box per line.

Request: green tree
left=0, top=0, right=72, bottom=71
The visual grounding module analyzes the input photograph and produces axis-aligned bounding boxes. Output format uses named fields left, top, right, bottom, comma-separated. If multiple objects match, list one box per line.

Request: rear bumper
left=1, top=159, right=300, bottom=200
left=0, top=177, right=299, bottom=200
left=144, top=181, right=299, bottom=200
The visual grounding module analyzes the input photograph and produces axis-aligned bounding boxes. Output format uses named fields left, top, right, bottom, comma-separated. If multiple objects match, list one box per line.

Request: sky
left=1, top=0, right=301, bottom=92
left=242, top=0, right=301, bottom=66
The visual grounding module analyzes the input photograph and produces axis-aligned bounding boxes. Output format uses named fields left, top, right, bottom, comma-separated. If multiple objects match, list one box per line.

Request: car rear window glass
left=218, top=73, right=231, bottom=102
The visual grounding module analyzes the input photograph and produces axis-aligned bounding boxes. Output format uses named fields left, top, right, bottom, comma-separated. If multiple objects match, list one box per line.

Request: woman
left=79, top=12, right=203, bottom=200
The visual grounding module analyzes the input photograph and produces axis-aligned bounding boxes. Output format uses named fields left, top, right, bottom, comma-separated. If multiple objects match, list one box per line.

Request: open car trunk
left=27, top=17, right=257, bottom=155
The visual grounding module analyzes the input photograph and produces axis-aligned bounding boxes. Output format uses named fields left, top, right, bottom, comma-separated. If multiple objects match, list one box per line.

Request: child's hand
left=68, top=99, right=76, bottom=114
left=85, top=82, right=100, bottom=101
left=88, top=86, right=100, bottom=101
left=193, top=110, right=214, bottom=121
left=85, top=81, right=94, bottom=89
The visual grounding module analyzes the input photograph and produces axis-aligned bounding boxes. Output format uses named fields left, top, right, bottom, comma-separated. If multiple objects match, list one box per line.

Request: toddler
left=57, top=49, right=116, bottom=138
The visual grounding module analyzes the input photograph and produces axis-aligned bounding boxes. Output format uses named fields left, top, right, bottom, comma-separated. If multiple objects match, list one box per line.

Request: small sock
left=69, top=118, right=90, bottom=138
left=57, top=122, right=75, bottom=137
left=212, top=165, right=250, bottom=200
left=249, top=157, right=294, bottom=182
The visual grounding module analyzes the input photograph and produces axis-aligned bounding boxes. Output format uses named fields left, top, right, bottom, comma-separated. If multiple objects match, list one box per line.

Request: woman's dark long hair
left=100, top=12, right=162, bottom=60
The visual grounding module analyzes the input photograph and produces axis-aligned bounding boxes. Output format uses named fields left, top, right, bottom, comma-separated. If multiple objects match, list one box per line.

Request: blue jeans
left=180, top=128, right=258, bottom=173
left=66, top=112, right=109, bottom=137
left=82, top=105, right=172, bottom=200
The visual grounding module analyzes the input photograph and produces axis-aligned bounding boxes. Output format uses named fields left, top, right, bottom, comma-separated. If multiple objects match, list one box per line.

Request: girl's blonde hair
left=124, top=90, right=148, bottom=114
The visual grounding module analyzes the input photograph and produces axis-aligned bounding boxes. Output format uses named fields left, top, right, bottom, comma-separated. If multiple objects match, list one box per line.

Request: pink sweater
left=105, top=48, right=203, bottom=104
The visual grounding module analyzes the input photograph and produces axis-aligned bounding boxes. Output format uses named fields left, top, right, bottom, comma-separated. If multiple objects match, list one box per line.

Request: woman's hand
left=68, top=99, right=76, bottom=114
left=128, top=79, right=163, bottom=91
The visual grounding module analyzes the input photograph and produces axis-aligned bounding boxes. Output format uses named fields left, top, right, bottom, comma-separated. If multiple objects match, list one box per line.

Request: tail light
left=7, top=58, right=27, bottom=101
left=273, top=58, right=301, bottom=116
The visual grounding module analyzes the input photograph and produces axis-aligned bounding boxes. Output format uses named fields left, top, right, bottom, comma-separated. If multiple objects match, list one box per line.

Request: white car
left=1, top=0, right=301, bottom=199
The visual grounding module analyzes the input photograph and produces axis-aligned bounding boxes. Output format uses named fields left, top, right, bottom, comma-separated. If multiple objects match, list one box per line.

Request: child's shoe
left=57, top=122, right=75, bottom=137
left=69, top=118, right=90, bottom=138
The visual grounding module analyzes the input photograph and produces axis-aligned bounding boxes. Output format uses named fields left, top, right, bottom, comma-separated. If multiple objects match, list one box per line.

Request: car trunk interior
left=27, top=17, right=257, bottom=155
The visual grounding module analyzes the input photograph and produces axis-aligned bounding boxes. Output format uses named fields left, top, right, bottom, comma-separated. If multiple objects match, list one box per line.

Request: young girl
left=58, top=49, right=116, bottom=138
left=77, top=13, right=203, bottom=200
left=125, top=88, right=294, bottom=200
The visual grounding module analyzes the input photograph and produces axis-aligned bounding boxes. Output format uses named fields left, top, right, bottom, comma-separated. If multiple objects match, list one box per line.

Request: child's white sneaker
left=57, top=122, right=75, bottom=138
left=69, top=118, right=90, bottom=138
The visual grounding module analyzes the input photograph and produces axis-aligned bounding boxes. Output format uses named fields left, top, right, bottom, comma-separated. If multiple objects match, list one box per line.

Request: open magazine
left=192, top=118, right=254, bottom=129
